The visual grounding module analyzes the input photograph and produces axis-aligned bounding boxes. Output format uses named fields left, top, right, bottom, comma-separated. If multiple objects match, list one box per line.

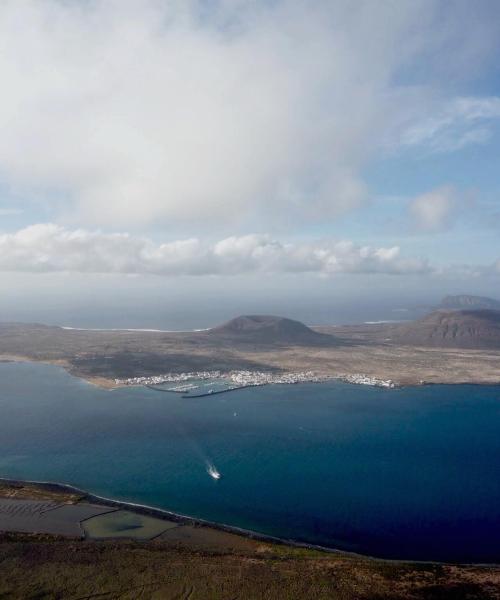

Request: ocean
left=1, top=361, right=499, bottom=562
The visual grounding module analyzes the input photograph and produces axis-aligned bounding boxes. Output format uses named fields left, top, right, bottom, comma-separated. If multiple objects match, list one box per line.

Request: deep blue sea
left=1, top=361, right=499, bottom=562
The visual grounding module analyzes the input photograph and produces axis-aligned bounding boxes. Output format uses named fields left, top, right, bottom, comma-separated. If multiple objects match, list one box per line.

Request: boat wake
left=207, top=464, right=222, bottom=480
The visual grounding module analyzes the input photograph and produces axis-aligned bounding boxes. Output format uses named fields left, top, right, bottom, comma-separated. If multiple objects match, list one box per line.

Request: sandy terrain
left=1, top=320, right=499, bottom=388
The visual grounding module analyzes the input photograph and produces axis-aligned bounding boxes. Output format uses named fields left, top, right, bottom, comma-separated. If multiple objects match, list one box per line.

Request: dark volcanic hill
left=208, top=315, right=334, bottom=345
left=389, top=309, right=500, bottom=349
left=439, top=294, right=500, bottom=311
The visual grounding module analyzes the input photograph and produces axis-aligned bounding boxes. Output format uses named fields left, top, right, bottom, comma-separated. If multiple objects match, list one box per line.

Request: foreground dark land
left=0, top=483, right=499, bottom=600
left=3, top=536, right=500, bottom=600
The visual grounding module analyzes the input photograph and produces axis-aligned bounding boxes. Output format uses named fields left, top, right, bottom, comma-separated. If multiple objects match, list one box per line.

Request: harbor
left=119, top=369, right=397, bottom=393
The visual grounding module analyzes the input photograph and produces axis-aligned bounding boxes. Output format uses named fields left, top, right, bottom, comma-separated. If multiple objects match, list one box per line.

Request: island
left=0, top=310, right=499, bottom=389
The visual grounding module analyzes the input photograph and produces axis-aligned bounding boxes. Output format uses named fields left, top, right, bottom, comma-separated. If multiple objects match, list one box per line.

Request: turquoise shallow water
left=0, top=361, right=499, bottom=562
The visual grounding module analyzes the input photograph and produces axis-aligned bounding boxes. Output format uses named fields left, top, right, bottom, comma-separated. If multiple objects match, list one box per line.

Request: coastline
left=1, top=357, right=399, bottom=391
left=1, top=476, right=498, bottom=567
left=2, top=352, right=500, bottom=390
left=0, top=356, right=395, bottom=391
left=0, top=476, right=348, bottom=557
left=0, top=355, right=123, bottom=390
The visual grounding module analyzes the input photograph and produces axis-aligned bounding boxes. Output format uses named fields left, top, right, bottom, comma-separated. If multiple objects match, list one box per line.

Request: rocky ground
left=1, top=534, right=500, bottom=600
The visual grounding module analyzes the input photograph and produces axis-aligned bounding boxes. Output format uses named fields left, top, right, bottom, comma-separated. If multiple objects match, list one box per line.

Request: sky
left=0, top=0, right=500, bottom=328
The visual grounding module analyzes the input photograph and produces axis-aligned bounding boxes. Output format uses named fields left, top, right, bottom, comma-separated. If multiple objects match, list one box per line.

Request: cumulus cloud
left=0, top=224, right=430, bottom=276
left=409, top=186, right=462, bottom=232
left=0, top=1, right=499, bottom=227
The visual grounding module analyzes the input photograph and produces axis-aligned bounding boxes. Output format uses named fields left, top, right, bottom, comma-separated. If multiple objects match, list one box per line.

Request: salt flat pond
left=0, top=361, right=499, bottom=562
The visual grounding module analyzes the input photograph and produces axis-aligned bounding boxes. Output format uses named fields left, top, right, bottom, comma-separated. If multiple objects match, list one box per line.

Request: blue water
left=1, top=361, right=499, bottom=562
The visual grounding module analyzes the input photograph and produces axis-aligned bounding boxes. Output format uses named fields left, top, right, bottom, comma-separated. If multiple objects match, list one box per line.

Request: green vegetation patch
left=82, top=510, right=177, bottom=540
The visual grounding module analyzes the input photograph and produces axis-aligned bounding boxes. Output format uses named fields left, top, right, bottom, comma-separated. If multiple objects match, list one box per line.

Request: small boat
left=207, top=465, right=221, bottom=480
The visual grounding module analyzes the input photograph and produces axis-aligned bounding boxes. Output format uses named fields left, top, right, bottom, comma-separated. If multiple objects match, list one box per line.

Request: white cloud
left=0, top=1, right=498, bottom=228
left=399, top=96, right=500, bottom=154
left=409, top=186, right=460, bottom=232
left=0, top=224, right=430, bottom=276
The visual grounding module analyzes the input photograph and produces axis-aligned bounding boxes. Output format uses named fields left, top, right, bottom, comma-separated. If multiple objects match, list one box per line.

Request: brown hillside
left=389, top=310, right=500, bottom=349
